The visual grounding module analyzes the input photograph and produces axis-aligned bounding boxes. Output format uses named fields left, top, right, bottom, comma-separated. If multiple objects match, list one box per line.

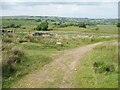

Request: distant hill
left=2, top=16, right=118, bottom=25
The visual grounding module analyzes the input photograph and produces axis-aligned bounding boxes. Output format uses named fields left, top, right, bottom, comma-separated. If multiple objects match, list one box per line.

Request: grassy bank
left=73, top=42, right=118, bottom=88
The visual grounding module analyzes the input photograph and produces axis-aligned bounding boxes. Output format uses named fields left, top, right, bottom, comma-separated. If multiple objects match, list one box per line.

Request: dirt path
left=13, top=42, right=103, bottom=88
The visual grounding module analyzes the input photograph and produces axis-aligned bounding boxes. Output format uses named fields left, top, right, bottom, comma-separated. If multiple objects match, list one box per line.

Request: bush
left=3, top=26, right=10, bottom=28
left=19, top=39, right=28, bottom=43
left=59, top=24, right=68, bottom=28
left=2, top=48, right=25, bottom=77
left=104, top=65, right=115, bottom=72
left=12, top=48, right=24, bottom=57
left=93, top=61, right=104, bottom=68
left=95, top=27, right=99, bottom=30
left=18, top=35, right=34, bottom=43
left=2, top=43, right=12, bottom=51
left=24, top=35, right=33, bottom=41
left=24, top=35, right=37, bottom=42
left=7, top=55, right=21, bottom=64
left=48, top=28, right=53, bottom=31
left=117, top=23, right=120, bottom=27
left=79, top=23, right=86, bottom=28
left=35, top=19, right=41, bottom=22
left=2, top=38, right=12, bottom=43
left=93, top=61, right=115, bottom=73
left=22, top=27, right=26, bottom=29
left=6, top=34, right=13, bottom=38
left=36, top=22, right=49, bottom=31
left=3, top=24, right=22, bottom=28
left=2, top=63, right=17, bottom=77
left=9, top=24, right=15, bottom=28
left=6, top=48, right=24, bottom=64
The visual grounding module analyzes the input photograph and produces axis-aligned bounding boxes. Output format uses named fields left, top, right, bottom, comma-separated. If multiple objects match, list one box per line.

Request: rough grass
left=2, top=19, right=118, bottom=35
left=2, top=30, right=117, bottom=88
left=86, top=25, right=118, bottom=34
left=2, top=45, right=53, bottom=88
left=53, top=26, right=86, bottom=31
left=1, top=19, right=118, bottom=88
left=73, top=42, right=118, bottom=88
left=2, top=34, right=54, bottom=88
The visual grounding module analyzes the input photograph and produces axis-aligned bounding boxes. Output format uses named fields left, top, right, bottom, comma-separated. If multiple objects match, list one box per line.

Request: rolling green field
left=1, top=17, right=118, bottom=88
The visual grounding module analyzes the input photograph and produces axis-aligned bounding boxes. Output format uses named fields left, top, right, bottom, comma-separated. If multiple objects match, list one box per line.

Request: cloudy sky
left=0, top=0, right=119, bottom=18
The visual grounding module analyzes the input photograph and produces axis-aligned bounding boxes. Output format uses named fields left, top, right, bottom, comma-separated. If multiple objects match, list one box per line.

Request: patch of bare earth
left=13, top=42, right=103, bottom=88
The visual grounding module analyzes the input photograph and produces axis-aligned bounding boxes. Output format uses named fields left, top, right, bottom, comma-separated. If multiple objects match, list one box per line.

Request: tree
left=35, top=19, right=41, bottom=22
left=3, top=24, right=22, bottom=28
left=9, top=24, right=15, bottom=28
left=117, top=23, right=120, bottom=27
left=79, top=23, right=86, bottom=28
left=36, top=22, right=49, bottom=31
left=95, top=27, right=99, bottom=30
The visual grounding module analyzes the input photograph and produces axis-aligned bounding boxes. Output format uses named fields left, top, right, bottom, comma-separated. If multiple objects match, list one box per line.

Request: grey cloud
left=19, top=2, right=112, bottom=6
left=1, top=2, right=17, bottom=10
left=1, top=2, right=117, bottom=10
left=1, top=1, right=117, bottom=18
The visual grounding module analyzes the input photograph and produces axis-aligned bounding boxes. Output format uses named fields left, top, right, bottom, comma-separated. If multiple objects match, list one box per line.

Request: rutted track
left=13, top=42, right=103, bottom=88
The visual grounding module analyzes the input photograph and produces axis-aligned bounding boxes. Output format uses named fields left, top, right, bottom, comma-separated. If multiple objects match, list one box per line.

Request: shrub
left=12, top=48, right=24, bottom=57
left=2, top=63, right=17, bottom=77
left=117, top=23, right=120, bottom=27
left=35, top=19, right=41, bottom=22
left=2, top=38, right=12, bottom=43
left=7, top=55, right=21, bottom=64
left=2, top=48, right=25, bottom=77
left=79, top=23, right=86, bottom=28
left=24, top=35, right=33, bottom=41
left=93, top=61, right=115, bottom=73
left=6, top=48, right=24, bottom=64
left=36, top=22, right=49, bottom=31
left=22, top=27, right=26, bottom=29
left=2, top=43, right=12, bottom=51
left=93, top=61, right=104, bottom=68
left=3, top=26, right=10, bottom=28
left=19, top=40, right=28, bottom=43
left=95, top=27, right=99, bottom=30
left=24, top=35, right=38, bottom=43
left=3, top=24, right=22, bottom=28
left=2, top=42, right=26, bottom=87
left=48, top=28, right=53, bottom=31
left=104, top=65, right=115, bottom=72
left=6, top=34, right=13, bottom=38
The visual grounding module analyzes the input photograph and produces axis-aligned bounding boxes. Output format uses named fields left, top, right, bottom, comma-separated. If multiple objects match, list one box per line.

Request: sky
left=0, top=0, right=119, bottom=18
